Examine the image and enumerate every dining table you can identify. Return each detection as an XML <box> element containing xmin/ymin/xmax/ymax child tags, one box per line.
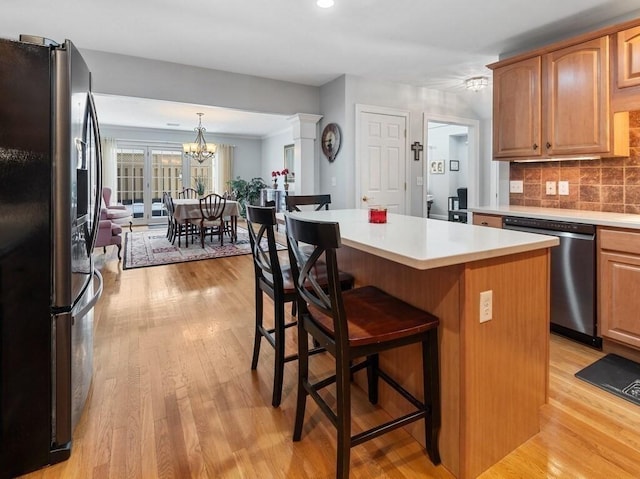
<box><xmin>172</xmin><ymin>198</ymin><xmax>240</xmax><ymax>243</ymax></box>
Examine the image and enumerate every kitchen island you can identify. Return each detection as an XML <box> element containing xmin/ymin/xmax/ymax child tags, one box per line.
<box><xmin>289</xmin><ymin>209</ymin><xmax>558</xmax><ymax>479</ymax></box>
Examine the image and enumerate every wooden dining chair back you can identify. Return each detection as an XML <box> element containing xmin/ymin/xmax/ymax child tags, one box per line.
<box><xmin>285</xmin><ymin>215</ymin><xmax>442</xmax><ymax>479</ymax></box>
<box><xmin>179</xmin><ymin>187</ymin><xmax>198</xmax><ymax>199</ymax></box>
<box><xmin>199</xmin><ymin>193</ymin><xmax>226</xmax><ymax>247</ymax></box>
<box><xmin>246</xmin><ymin>205</ymin><xmax>296</xmax><ymax>407</ymax></box>
<box><xmin>285</xmin><ymin>194</ymin><xmax>331</xmax><ymax>212</ymax></box>
<box><xmin>246</xmin><ymin>205</ymin><xmax>354</xmax><ymax>407</ymax></box>
<box><xmin>162</xmin><ymin>192</ymin><xmax>175</xmax><ymax>241</ymax></box>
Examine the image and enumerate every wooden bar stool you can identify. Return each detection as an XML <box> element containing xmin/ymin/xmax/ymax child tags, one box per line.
<box><xmin>245</xmin><ymin>206</ymin><xmax>354</xmax><ymax>407</ymax></box>
<box><xmin>285</xmin><ymin>215</ymin><xmax>441</xmax><ymax>478</ymax></box>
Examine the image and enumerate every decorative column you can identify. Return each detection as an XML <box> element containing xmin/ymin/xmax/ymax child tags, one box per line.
<box><xmin>288</xmin><ymin>113</ymin><xmax>322</xmax><ymax>195</ymax></box>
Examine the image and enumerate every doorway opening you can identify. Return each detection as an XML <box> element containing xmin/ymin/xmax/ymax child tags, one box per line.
<box><xmin>423</xmin><ymin>114</ymin><xmax>479</xmax><ymax>221</ymax></box>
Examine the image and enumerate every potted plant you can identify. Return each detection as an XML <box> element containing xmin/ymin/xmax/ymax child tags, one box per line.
<box><xmin>194</xmin><ymin>175</ymin><xmax>207</xmax><ymax>197</ymax></box>
<box><xmin>227</xmin><ymin>176</ymin><xmax>268</xmax><ymax>217</ymax></box>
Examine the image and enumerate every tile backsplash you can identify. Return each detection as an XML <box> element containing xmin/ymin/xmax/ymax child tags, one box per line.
<box><xmin>509</xmin><ymin>111</ymin><xmax>640</xmax><ymax>214</ymax></box>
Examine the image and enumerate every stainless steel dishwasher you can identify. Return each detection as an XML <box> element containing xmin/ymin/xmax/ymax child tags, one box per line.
<box><xmin>503</xmin><ymin>216</ymin><xmax>601</xmax><ymax>348</ymax></box>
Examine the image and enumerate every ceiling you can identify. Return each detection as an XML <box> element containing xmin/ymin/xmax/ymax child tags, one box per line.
<box><xmin>3</xmin><ymin>0</ymin><xmax>640</xmax><ymax>136</ymax></box>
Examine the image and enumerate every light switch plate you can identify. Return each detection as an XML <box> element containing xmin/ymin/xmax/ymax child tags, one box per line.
<box><xmin>480</xmin><ymin>290</ymin><xmax>493</xmax><ymax>323</ymax></box>
<box><xmin>558</xmin><ymin>181</ymin><xmax>569</xmax><ymax>195</ymax></box>
<box><xmin>545</xmin><ymin>181</ymin><xmax>556</xmax><ymax>195</ymax></box>
<box><xmin>416</xmin><ymin>176</ymin><xmax>423</xmax><ymax>186</ymax></box>
<box><xmin>509</xmin><ymin>180</ymin><xmax>524</xmax><ymax>193</ymax></box>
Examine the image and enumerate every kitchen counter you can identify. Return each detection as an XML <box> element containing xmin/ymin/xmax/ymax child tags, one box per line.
<box><xmin>286</xmin><ymin>209</ymin><xmax>554</xmax><ymax>479</ymax></box>
<box><xmin>470</xmin><ymin>205</ymin><xmax>640</xmax><ymax>229</ymax></box>
<box><xmin>289</xmin><ymin>209</ymin><xmax>558</xmax><ymax>269</ymax></box>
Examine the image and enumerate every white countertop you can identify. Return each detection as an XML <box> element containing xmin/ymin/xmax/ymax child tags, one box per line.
<box><xmin>287</xmin><ymin>209</ymin><xmax>558</xmax><ymax>270</ymax></box>
<box><xmin>470</xmin><ymin>205</ymin><xmax>640</xmax><ymax>229</ymax></box>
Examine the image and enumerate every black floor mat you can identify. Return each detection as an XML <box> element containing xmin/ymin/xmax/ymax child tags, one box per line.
<box><xmin>575</xmin><ymin>354</ymin><xmax>640</xmax><ymax>407</ymax></box>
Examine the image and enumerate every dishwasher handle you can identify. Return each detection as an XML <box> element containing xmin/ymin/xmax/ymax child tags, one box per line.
<box><xmin>504</xmin><ymin>224</ymin><xmax>595</xmax><ymax>241</ymax></box>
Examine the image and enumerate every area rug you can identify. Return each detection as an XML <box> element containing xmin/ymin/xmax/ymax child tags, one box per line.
<box><xmin>575</xmin><ymin>354</ymin><xmax>640</xmax><ymax>407</ymax></box>
<box><xmin>123</xmin><ymin>227</ymin><xmax>284</xmax><ymax>270</ymax></box>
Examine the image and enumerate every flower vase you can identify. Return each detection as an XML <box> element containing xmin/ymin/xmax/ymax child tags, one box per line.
<box><xmin>273</xmin><ymin>182</ymin><xmax>278</xmax><ymax>189</ymax></box>
<box><xmin>284</xmin><ymin>183</ymin><xmax>289</xmax><ymax>191</ymax></box>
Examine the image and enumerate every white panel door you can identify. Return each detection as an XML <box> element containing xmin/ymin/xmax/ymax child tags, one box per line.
<box><xmin>359</xmin><ymin>112</ymin><xmax>406</xmax><ymax>213</ymax></box>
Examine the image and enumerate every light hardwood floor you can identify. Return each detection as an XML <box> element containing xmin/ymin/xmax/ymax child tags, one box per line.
<box><xmin>18</xmin><ymin>240</ymin><xmax>640</xmax><ymax>479</ymax></box>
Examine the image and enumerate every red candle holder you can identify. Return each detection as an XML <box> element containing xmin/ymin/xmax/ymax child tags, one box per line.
<box><xmin>368</xmin><ymin>207</ymin><xmax>387</xmax><ymax>224</ymax></box>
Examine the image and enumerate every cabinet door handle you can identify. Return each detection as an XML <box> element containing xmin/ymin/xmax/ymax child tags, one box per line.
<box><xmin>481</xmin><ymin>222</ymin><xmax>488</xmax><ymax>225</ymax></box>
<box><xmin>546</xmin><ymin>142</ymin><xmax>552</xmax><ymax>149</ymax></box>
<box><xmin>533</xmin><ymin>143</ymin><xmax>538</xmax><ymax>150</ymax></box>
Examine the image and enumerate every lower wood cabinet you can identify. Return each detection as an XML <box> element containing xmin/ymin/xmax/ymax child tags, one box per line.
<box><xmin>472</xmin><ymin>213</ymin><xmax>503</xmax><ymax>229</ymax></box>
<box><xmin>599</xmin><ymin>227</ymin><xmax>640</xmax><ymax>349</ymax></box>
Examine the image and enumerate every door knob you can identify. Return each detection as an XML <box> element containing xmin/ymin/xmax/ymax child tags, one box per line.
<box><xmin>362</xmin><ymin>195</ymin><xmax>369</xmax><ymax>202</ymax></box>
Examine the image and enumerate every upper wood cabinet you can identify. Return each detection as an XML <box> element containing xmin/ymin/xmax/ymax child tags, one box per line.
<box><xmin>616</xmin><ymin>26</ymin><xmax>640</xmax><ymax>89</ymax></box>
<box><xmin>612</xmin><ymin>25</ymin><xmax>640</xmax><ymax>112</ymax></box>
<box><xmin>493</xmin><ymin>58</ymin><xmax>541</xmax><ymax>159</ymax></box>
<box><xmin>491</xmin><ymin>36</ymin><xmax>629</xmax><ymax>161</ymax></box>
<box><xmin>543</xmin><ymin>37</ymin><xmax>611</xmax><ymax>157</ymax></box>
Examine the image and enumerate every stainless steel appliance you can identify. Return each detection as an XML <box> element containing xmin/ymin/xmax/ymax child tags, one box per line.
<box><xmin>0</xmin><ymin>35</ymin><xmax>103</xmax><ymax>478</ymax></box>
<box><xmin>502</xmin><ymin>216</ymin><xmax>600</xmax><ymax>348</ymax></box>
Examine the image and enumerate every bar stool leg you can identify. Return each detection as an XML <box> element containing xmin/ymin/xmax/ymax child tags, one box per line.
<box><xmin>293</xmin><ymin>319</ymin><xmax>309</xmax><ymax>441</ymax></box>
<box><xmin>251</xmin><ymin>287</ymin><xmax>263</xmax><ymax>371</ymax></box>
<box><xmin>272</xmin><ymin>298</ymin><xmax>286</xmax><ymax>407</ymax></box>
<box><xmin>423</xmin><ymin>329</ymin><xmax>441</xmax><ymax>464</ymax></box>
<box><xmin>335</xmin><ymin>356</ymin><xmax>352</xmax><ymax>479</ymax></box>
<box><xmin>366</xmin><ymin>354</ymin><xmax>379</xmax><ymax>404</ymax></box>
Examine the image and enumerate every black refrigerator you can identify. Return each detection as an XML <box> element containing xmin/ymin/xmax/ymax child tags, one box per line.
<box><xmin>0</xmin><ymin>35</ymin><xmax>103</xmax><ymax>478</ymax></box>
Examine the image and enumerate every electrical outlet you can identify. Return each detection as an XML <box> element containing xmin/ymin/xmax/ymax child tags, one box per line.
<box><xmin>479</xmin><ymin>290</ymin><xmax>493</xmax><ymax>323</ymax></box>
<box><xmin>509</xmin><ymin>180</ymin><xmax>523</xmax><ymax>193</ymax></box>
<box><xmin>331</xmin><ymin>177</ymin><xmax>337</xmax><ymax>187</ymax></box>
<box><xmin>558</xmin><ymin>181</ymin><xmax>569</xmax><ymax>195</ymax></box>
<box><xmin>545</xmin><ymin>181</ymin><xmax>556</xmax><ymax>195</ymax></box>
<box><xmin>416</xmin><ymin>176</ymin><xmax>423</xmax><ymax>186</ymax></box>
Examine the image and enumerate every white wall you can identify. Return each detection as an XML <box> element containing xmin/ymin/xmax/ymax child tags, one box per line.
<box><xmin>319</xmin><ymin>76</ymin><xmax>346</xmax><ymax>204</ymax></box>
<box><xmin>323</xmin><ymin>75</ymin><xmax>488</xmax><ymax>214</ymax></box>
<box><xmin>81</xmin><ymin>49</ymin><xmax>321</xmax><ymax>117</ymax></box>
<box><xmin>261</xmin><ymin>129</ymin><xmax>294</xmax><ymax>191</ymax></box>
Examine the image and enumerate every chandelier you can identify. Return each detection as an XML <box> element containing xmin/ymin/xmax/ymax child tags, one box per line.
<box><xmin>465</xmin><ymin>76</ymin><xmax>489</xmax><ymax>92</ymax></box>
<box><xmin>182</xmin><ymin>113</ymin><xmax>217</xmax><ymax>163</ymax></box>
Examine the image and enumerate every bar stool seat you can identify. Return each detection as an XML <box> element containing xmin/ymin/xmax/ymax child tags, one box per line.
<box><xmin>285</xmin><ymin>214</ymin><xmax>441</xmax><ymax>479</ymax></box>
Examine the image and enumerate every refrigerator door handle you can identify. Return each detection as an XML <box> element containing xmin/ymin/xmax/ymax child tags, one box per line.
<box><xmin>86</xmin><ymin>91</ymin><xmax>102</xmax><ymax>254</ymax></box>
<box><xmin>72</xmin><ymin>268</ymin><xmax>103</xmax><ymax>324</ymax></box>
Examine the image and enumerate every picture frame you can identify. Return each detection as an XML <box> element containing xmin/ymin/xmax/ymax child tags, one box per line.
<box><xmin>430</xmin><ymin>160</ymin><xmax>445</xmax><ymax>175</ymax></box>
<box><xmin>450</xmin><ymin>160</ymin><xmax>459</xmax><ymax>172</ymax></box>
<box><xmin>283</xmin><ymin>144</ymin><xmax>295</xmax><ymax>182</ymax></box>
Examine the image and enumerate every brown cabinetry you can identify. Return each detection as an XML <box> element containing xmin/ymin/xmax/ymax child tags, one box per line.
<box><xmin>616</xmin><ymin>26</ymin><xmax>640</xmax><ymax>88</ymax></box>
<box><xmin>491</xmin><ymin>36</ymin><xmax>629</xmax><ymax>160</ymax></box>
<box><xmin>599</xmin><ymin>227</ymin><xmax>640</xmax><ymax>349</ymax></box>
<box><xmin>493</xmin><ymin>58</ymin><xmax>541</xmax><ymax>159</ymax></box>
<box><xmin>472</xmin><ymin>213</ymin><xmax>503</xmax><ymax>228</ymax></box>
<box><xmin>612</xmin><ymin>25</ymin><xmax>640</xmax><ymax>111</ymax></box>
<box><xmin>544</xmin><ymin>37</ymin><xmax>611</xmax><ymax>157</ymax></box>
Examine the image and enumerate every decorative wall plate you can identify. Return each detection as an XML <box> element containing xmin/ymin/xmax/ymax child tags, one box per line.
<box><xmin>321</xmin><ymin>123</ymin><xmax>341</xmax><ymax>162</ymax></box>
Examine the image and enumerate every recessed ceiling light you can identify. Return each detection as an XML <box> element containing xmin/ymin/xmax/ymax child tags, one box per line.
<box><xmin>317</xmin><ymin>0</ymin><xmax>335</xmax><ymax>8</ymax></box>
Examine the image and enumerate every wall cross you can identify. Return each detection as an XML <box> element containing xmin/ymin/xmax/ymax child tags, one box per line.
<box><xmin>411</xmin><ymin>141</ymin><xmax>423</xmax><ymax>161</ymax></box>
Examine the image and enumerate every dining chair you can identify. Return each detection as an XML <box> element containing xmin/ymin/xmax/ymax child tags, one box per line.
<box><xmin>285</xmin><ymin>193</ymin><xmax>331</xmax><ymax>212</ymax></box>
<box><xmin>199</xmin><ymin>193</ymin><xmax>227</xmax><ymax>247</ymax></box>
<box><xmin>285</xmin><ymin>215</ymin><xmax>441</xmax><ymax>478</ymax></box>
<box><xmin>245</xmin><ymin>205</ymin><xmax>354</xmax><ymax>407</ymax></box>
<box><xmin>179</xmin><ymin>187</ymin><xmax>199</xmax><ymax>199</ymax></box>
<box><xmin>166</xmin><ymin>193</ymin><xmax>196</xmax><ymax>247</ymax></box>
<box><xmin>162</xmin><ymin>192</ymin><xmax>174</xmax><ymax>241</ymax></box>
